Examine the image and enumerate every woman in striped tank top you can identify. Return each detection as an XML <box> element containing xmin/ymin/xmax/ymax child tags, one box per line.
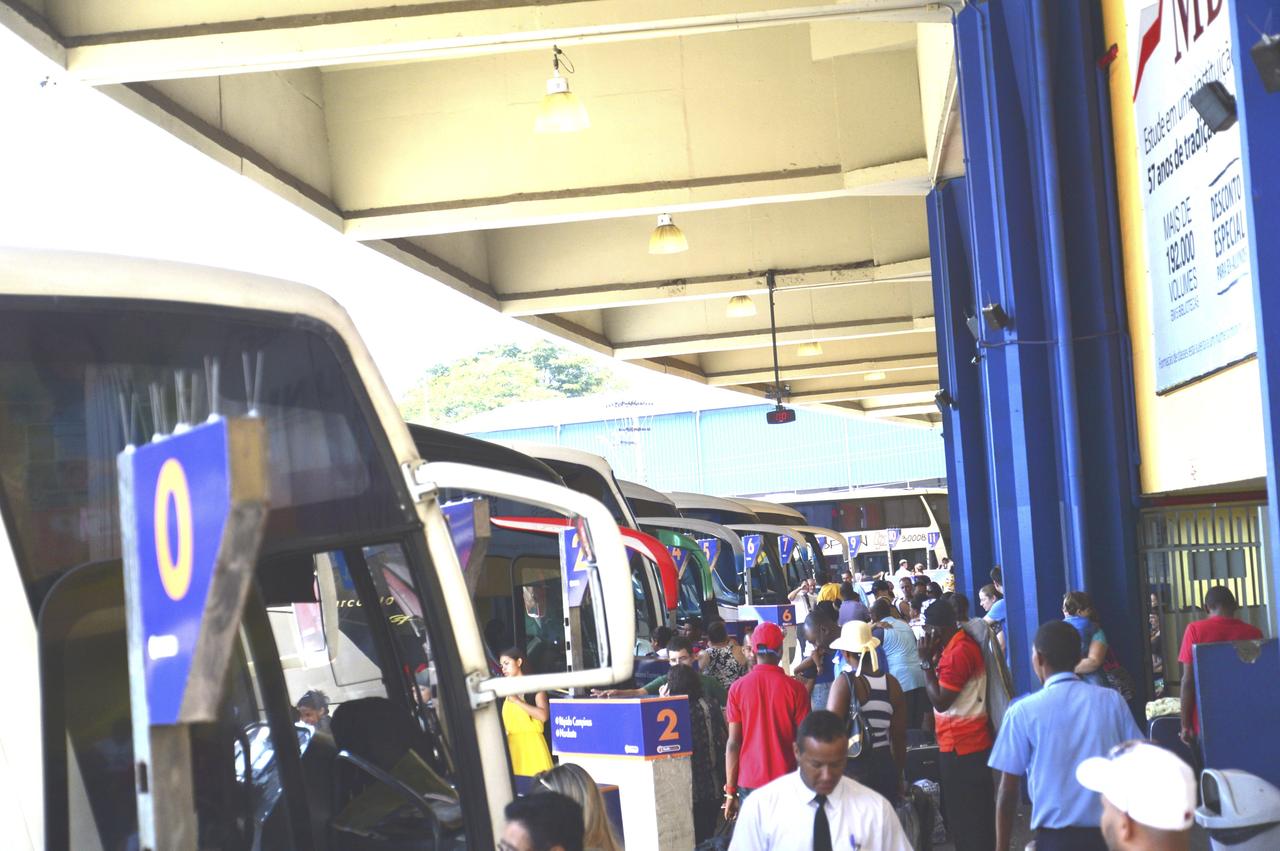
<box><xmin>827</xmin><ymin>620</ymin><xmax>908</xmax><ymax>804</ymax></box>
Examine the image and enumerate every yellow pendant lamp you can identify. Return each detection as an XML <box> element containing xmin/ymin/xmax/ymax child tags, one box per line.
<box><xmin>535</xmin><ymin>46</ymin><xmax>589</xmax><ymax>133</ymax></box>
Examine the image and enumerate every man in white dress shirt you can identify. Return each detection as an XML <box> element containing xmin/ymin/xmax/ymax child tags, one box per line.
<box><xmin>729</xmin><ymin>710</ymin><xmax>911</xmax><ymax>851</ymax></box>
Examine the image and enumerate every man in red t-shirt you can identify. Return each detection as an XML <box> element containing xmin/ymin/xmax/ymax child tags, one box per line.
<box><xmin>919</xmin><ymin>599</ymin><xmax>995</xmax><ymax>851</ymax></box>
<box><xmin>1178</xmin><ymin>586</ymin><xmax>1263</xmax><ymax>745</ymax></box>
<box><xmin>721</xmin><ymin>622</ymin><xmax>810</xmax><ymax>820</ymax></box>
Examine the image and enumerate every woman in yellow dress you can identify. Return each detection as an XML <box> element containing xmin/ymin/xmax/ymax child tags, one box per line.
<box><xmin>499</xmin><ymin>647</ymin><xmax>553</xmax><ymax>776</ymax></box>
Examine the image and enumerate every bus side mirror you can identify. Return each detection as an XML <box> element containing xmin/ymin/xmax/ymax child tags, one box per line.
<box><xmin>404</xmin><ymin>462</ymin><xmax>636</xmax><ymax>699</ymax></box>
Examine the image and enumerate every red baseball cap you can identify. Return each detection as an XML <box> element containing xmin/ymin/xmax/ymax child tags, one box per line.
<box><xmin>751</xmin><ymin>622</ymin><xmax>784</xmax><ymax>655</ymax></box>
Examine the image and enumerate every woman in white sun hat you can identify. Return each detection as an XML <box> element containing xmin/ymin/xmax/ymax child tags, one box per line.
<box><xmin>827</xmin><ymin>619</ymin><xmax>908</xmax><ymax>804</ymax></box>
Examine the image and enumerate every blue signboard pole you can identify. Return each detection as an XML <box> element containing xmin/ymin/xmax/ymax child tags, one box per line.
<box><xmin>118</xmin><ymin>417</ymin><xmax>269</xmax><ymax>850</ymax></box>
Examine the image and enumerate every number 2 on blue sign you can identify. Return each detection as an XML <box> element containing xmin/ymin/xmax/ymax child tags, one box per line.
<box><xmin>656</xmin><ymin>708</ymin><xmax>679</xmax><ymax>741</ymax></box>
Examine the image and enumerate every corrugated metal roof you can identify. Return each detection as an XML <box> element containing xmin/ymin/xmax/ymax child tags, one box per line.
<box><xmin>467</xmin><ymin>403</ymin><xmax>945</xmax><ymax>496</ymax></box>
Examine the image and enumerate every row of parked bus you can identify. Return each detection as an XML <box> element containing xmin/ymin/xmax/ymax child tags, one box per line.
<box><xmin>0</xmin><ymin>250</ymin><xmax>945</xmax><ymax>850</ymax></box>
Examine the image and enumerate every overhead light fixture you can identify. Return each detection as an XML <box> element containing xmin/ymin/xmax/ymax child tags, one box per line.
<box><xmin>649</xmin><ymin>213</ymin><xmax>688</xmax><ymax>254</ymax></box>
<box><xmin>797</xmin><ymin>341</ymin><xmax>824</xmax><ymax>357</ymax></box>
<box><xmin>982</xmin><ymin>301</ymin><xmax>1014</xmax><ymax>331</ymax></box>
<box><xmin>1251</xmin><ymin>33</ymin><xmax>1280</xmax><ymax>93</ymax></box>
<box><xmin>726</xmin><ymin>295</ymin><xmax>757</xmax><ymax>318</ymax></box>
<box><xmin>964</xmin><ymin>311</ymin><xmax>982</xmax><ymax>340</ymax></box>
<box><xmin>535</xmin><ymin>46</ymin><xmax>589</xmax><ymax>133</ymax></box>
<box><xmin>864</xmin><ymin>371</ymin><xmax>887</xmax><ymax>382</ymax></box>
<box><xmin>1190</xmin><ymin>80</ymin><xmax>1237</xmax><ymax>131</ymax></box>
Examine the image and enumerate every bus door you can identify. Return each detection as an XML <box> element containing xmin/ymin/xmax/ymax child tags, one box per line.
<box><xmin>638</xmin><ymin>517</ymin><xmax>744</xmax><ymax>622</ymax></box>
<box><xmin>2</xmin><ymin>277</ymin><xmax>636</xmax><ymax>850</ymax></box>
<box><xmin>488</xmin><ymin>517</ymin><xmax>676</xmax><ymax>660</ymax></box>
<box><xmin>727</xmin><ymin>524</ymin><xmax>796</xmax><ymax>605</ymax></box>
<box><xmin>644</xmin><ymin>527</ymin><xmax>716</xmax><ymax>623</ymax></box>
<box><xmin>795</xmin><ymin>525</ymin><xmax>850</xmax><ymax>582</ymax></box>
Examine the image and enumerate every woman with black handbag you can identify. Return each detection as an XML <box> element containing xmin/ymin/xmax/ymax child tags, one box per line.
<box><xmin>827</xmin><ymin>620</ymin><xmax>908</xmax><ymax>805</ymax></box>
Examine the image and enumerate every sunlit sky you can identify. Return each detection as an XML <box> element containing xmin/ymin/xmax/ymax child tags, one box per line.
<box><xmin>0</xmin><ymin>26</ymin><xmax>733</xmax><ymax>409</ymax></box>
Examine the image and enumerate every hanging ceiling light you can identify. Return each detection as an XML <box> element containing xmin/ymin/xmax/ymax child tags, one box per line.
<box><xmin>726</xmin><ymin>295</ymin><xmax>757</xmax><ymax>318</ymax></box>
<box><xmin>797</xmin><ymin>341</ymin><xmax>824</xmax><ymax>357</ymax></box>
<box><xmin>535</xmin><ymin>46</ymin><xmax>589</xmax><ymax>133</ymax></box>
<box><xmin>649</xmin><ymin>213</ymin><xmax>688</xmax><ymax>254</ymax></box>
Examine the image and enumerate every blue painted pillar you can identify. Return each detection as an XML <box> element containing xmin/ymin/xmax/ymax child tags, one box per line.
<box><xmin>947</xmin><ymin>0</ymin><xmax>1142</xmax><ymax>695</ymax></box>
<box><xmin>927</xmin><ymin>180</ymin><xmax>993</xmax><ymax>605</ymax></box>
<box><xmin>1230</xmin><ymin>0</ymin><xmax>1280</xmax><ymax>636</ymax></box>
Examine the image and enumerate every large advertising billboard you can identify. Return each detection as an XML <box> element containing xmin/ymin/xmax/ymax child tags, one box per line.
<box><xmin>1126</xmin><ymin>0</ymin><xmax>1255</xmax><ymax>392</ymax></box>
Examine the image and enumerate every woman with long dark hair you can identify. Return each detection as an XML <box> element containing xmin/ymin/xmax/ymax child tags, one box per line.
<box><xmin>498</xmin><ymin>646</ymin><xmax>553</xmax><ymax>776</ymax></box>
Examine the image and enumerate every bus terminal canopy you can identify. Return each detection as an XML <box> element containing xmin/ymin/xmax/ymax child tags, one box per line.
<box><xmin>0</xmin><ymin>0</ymin><xmax>964</xmax><ymax>424</ymax></box>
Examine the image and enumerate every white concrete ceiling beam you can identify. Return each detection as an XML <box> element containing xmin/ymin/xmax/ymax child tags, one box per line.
<box><xmin>842</xmin><ymin>157</ymin><xmax>932</xmax><ymax>196</ymax></box>
<box><xmin>861</xmin><ymin>402</ymin><xmax>939</xmax><ymax>417</ymax></box>
<box><xmin>706</xmin><ymin>352</ymin><xmax>937</xmax><ymax>385</ymax></box>
<box><xmin>785</xmin><ymin>381</ymin><xmax>936</xmax><ymax>403</ymax></box>
<box><xmin>59</xmin><ymin>0</ymin><xmax>961</xmax><ymax>85</ymax></box>
<box><xmin>498</xmin><ymin>256</ymin><xmax>930</xmax><ymax>316</ymax></box>
<box><xmin>343</xmin><ymin>168</ymin><xmax>851</xmax><ymax>240</ymax></box>
<box><xmin>613</xmin><ymin>317</ymin><xmax>929</xmax><ymax>359</ymax></box>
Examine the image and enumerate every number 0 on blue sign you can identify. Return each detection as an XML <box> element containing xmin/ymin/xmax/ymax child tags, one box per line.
<box><xmin>121</xmin><ymin>418</ymin><xmax>268</xmax><ymax>726</ymax></box>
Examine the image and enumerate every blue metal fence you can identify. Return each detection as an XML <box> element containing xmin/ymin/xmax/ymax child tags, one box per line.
<box><xmin>469</xmin><ymin>404</ymin><xmax>945</xmax><ymax>495</ymax></box>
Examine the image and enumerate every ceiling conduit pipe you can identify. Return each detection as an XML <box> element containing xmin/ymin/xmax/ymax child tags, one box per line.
<box><xmin>1029</xmin><ymin>0</ymin><xmax>1088</xmax><ymax>592</ymax></box>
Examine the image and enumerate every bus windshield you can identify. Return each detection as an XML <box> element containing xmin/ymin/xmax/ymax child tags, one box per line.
<box><xmin>0</xmin><ymin>301</ymin><xmax>409</xmax><ymax>605</ymax></box>
<box><xmin>536</xmin><ymin>458</ymin><xmax>631</xmax><ymax>527</ymax></box>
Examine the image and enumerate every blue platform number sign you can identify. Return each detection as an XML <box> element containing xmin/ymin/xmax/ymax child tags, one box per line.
<box><xmin>847</xmin><ymin>534</ymin><xmax>863</xmax><ymax>557</ymax></box>
<box><xmin>560</xmin><ymin>527</ymin><xmax>591</xmax><ymax>607</ymax></box>
<box><xmin>778</xmin><ymin>535</ymin><xmax>796</xmax><ymax>564</ymax></box>
<box><xmin>697</xmin><ymin>537</ymin><xmax>721</xmax><ymax>570</ymax></box>
<box><xmin>667</xmin><ymin>546</ymin><xmax>690</xmax><ymax>578</ymax></box>
<box><xmin>129</xmin><ymin>420</ymin><xmax>234</xmax><ymax>726</ymax></box>
<box><xmin>550</xmin><ymin>697</ymin><xmax>692</xmax><ymax>758</ymax></box>
<box><xmin>887</xmin><ymin>528</ymin><xmax>902</xmax><ymax>548</ymax></box>
<box><xmin>442</xmin><ymin>500</ymin><xmax>478</xmax><ymax>572</ymax></box>
<box><xmin>927</xmin><ymin>532</ymin><xmax>941</xmax><ymax>550</ymax></box>
<box><xmin>742</xmin><ymin>534</ymin><xmax>763</xmax><ymax>568</ymax></box>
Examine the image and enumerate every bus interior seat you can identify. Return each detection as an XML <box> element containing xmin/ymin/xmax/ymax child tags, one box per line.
<box><xmin>329</xmin><ymin>697</ymin><xmax>463</xmax><ymax>849</ymax></box>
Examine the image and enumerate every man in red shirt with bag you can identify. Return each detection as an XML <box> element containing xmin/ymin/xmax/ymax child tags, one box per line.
<box><xmin>722</xmin><ymin>622</ymin><xmax>811</xmax><ymax>820</ymax></box>
<box><xmin>919</xmin><ymin>599</ymin><xmax>996</xmax><ymax>851</ymax></box>
<box><xmin>1178</xmin><ymin>586</ymin><xmax>1262</xmax><ymax>747</ymax></box>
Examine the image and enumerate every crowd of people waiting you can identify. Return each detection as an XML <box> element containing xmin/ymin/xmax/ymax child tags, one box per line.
<box><xmin>482</xmin><ymin>557</ymin><xmax>1258</xmax><ymax>851</ymax></box>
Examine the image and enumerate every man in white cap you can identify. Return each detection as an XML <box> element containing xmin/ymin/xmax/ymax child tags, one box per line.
<box><xmin>1075</xmin><ymin>741</ymin><xmax>1196</xmax><ymax>851</ymax></box>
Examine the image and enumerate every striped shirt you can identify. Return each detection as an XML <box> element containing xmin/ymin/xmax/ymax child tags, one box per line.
<box><xmin>934</xmin><ymin>630</ymin><xmax>992</xmax><ymax>755</ymax></box>
<box><xmin>858</xmin><ymin>671</ymin><xmax>894</xmax><ymax>750</ymax></box>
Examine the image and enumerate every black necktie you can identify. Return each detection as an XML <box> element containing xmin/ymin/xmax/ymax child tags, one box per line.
<box><xmin>813</xmin><ymin>794</ymin><xmax>832</xmax><ymax>851</ymax></box>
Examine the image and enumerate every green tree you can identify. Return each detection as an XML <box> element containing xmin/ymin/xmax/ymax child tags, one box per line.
<box><xmin>400</xmin><ymin>341</ymin><xmax>616</xmax><ymax>425</ymax></box>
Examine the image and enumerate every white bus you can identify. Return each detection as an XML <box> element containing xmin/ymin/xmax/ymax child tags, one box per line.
<box><xmin>768</xmin><ymin>486</ymin><xmax>951</xmax><ymax>577</ymax></box>
<box><xmin>0</xmin><ymin>250</ymin><xmax>636</xmax><ymax>850</ymax></box>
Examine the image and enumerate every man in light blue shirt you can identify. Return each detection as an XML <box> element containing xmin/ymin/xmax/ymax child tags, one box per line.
<box><xmin>988</xmin><ymin>621</ymin><xmax>1142</xmax><ymax>851</ymax></box>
